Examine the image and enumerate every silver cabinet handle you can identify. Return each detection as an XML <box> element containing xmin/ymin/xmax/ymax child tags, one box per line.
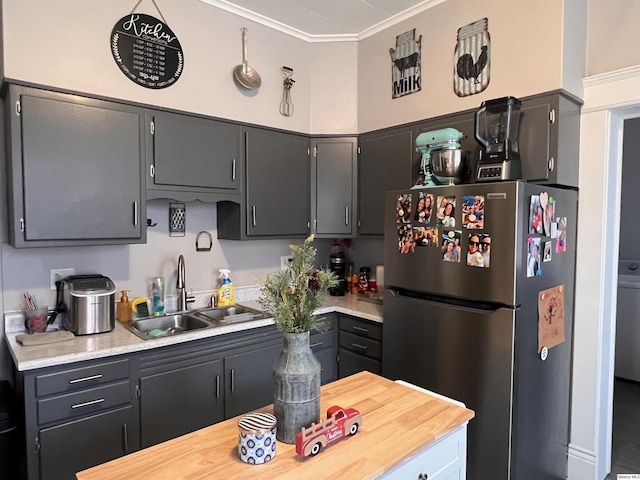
<box><xmin>71</xmin><ymin>398</ymin><xmax>105</xmax><ymax>409</ymax></box>
<box><xmin>352</xmin><ymin>325</ymin><xmax>369</xmax><ymax>333</ymax></box>
<box><xmin>310</xmin><ymin>341</ymin><xmax>325</xmax><ymax>348</ymax></box>
<box><xmin>133</xmin><ymin>201</ymin><xmax>139</xmax><ymax>226</ymax></box>
<box><xmin>150</xmin><ymin>164</ymin><xmax>155</xmax><ymax>178</ymax></box>
<box><xmin>351</xmin><ymin>343</ymin><xmax>368</xmax><ymax>351</ymax></box>
<box><xmin>345</xmin><ymin>206</ymin><xmax>349</xmax><ymax>225</ymax></box>
<box><xmin>251</xmin><ymin>206</ymin><xmax>256</xmax><ymax>227</ymax></box>
<box><xmin>69</xmin><ymin>374</ymin><xmax>103</xmax><ymax>384</ymax></box>
<box><xmin>232</xmin><ymin>158</ymin><xmax>236</xmax><ymax>181</ymax></box>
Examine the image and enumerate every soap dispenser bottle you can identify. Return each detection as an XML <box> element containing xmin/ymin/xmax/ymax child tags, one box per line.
<box><xmin>117</xmin><ymin>290</ymin><xmax>132</xmax><ymax>323</ymax></box>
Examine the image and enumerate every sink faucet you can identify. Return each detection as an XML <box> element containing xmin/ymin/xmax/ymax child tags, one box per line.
<box><xmin>177</xmin><ymin>255</ymin><xmax>195</xmax><ymax>311</ymax></box>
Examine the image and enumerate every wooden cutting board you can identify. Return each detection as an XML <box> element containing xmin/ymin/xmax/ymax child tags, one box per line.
<box><xmin>76</xmin><ymin>371</ymin><xmax>474</xmax><ymax>480</ymax></box>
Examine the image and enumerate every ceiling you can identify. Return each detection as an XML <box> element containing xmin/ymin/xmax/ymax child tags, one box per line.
<box><xmin>201</xmin><ymin>0</ymin><xmax>445</xmax><ymax>40</ymax></box>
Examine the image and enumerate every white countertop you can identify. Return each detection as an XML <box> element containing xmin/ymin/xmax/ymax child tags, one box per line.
<box><xmin>5</xmin><ymin>293</ymin><xmax>382</xmax><ymax>372</ymax></box>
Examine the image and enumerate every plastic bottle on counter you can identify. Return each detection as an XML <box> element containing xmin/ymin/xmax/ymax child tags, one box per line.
<box><xmin>217</xmin><ymin>269</ymin><xmax>235</xmax><ymax>306</ymax></box>
<box><xmin>117</xmin><ymin>290</ymin><xmax>132</xmax><ymax>323</ymax></box>
<box><xmin>350</xmin><ymin>273</ymin><xmax>359</xmax><ymax>295</ymax></box>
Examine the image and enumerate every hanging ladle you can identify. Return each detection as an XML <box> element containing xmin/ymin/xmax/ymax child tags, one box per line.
<box><xmin>233</xmin><ymin>27</ymin><xmax>261</xmax><ymax>90</ymax></box>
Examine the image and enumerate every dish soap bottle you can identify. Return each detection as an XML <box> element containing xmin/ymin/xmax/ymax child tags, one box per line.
<box><xmin>117</xmin><ymin>290</ymin><xmax>132</xmax><ymax>323</ymax></box>
<box><xmin>217</xmin><ymin>269</ymin><xmax>235</xmax><ymax>307</ymax></box>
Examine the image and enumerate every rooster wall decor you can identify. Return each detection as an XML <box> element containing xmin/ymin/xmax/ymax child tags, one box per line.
<box><xmin>454</xmin><ymin>18</ymin><xmax>490</xmax><ymax>97</ymax></box>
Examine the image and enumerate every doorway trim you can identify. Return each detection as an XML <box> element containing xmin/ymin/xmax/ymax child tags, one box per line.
<box><xmin>568</xmin><ymin>65</ymin><xmax>640</xmax><ymax>479</ymax></box>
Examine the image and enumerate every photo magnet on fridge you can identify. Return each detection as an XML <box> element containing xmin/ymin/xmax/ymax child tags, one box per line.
<box><xmin>529</xmin><ymin>195</ymin><xmax>544</xmax><ymax>234</ymax></box>
<box><xmin>556</xmin><ymin>217</ymin><xmax>567</xmax><ymax>253</ymax></box>
<box><xmin>397</xmin><ymin>224</ymin><xmax>415</xmax><ymax>254</ymax></box>
<box><xmin>527</xmin><ymin>237</ymin><xmax>542</xmax><ymax>277</ymax></box>
<box><xmin>462</xmin><ymin>195</ymin><xmax>485</xmax><ymax>229</ymax></box>
<box><xmin>436</xmin><ymin>196</ymin><xmax>456</xmax><ymax>227</ymax></box>
<box><xmin>441</xmin><ymin>230</ymin><xmax>461</xmax><ymax>263</ymax></box>
<box><xmin>396</xmin><ymin>194</ymin><xmax>412</xmax><ymax>223</ymax></box>
<box><xmin>414</xmin><ymin>192</ymin><xmax>434</xmax><ymax>224</ymax></box>
<box><xmin>413</xmin><ymin>226</ymin><xmax>439</xmax><ymax>247</ymax></box>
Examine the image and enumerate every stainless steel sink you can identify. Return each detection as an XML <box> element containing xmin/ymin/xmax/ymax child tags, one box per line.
<box><xmin>122</xmin><ymin>305</ymin><xmax>267</xmax><ymax>340</ymax></box>
<box><xmin>191</xmin><ymin>306</ymin><xmax>264</xmax><ymax>324</ymax></box>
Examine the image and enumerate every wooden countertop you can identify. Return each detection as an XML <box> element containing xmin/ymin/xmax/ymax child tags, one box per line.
<box><xmin>76</xmin><ymin>372</ymin><xmax>474</xmax><ymax>480</ymax></box>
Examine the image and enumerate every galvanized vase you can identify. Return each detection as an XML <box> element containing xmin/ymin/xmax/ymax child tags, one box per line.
<box><xmin>273</xmin><ymin>331</ymin><xmax>321</xmax><ymax>444</ymax></box>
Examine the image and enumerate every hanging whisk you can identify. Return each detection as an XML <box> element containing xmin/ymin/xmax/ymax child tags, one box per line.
<box><xmin>280</xmin><ymin>66</ymin><xmax>295</xmax><ymax>117</ymax></box>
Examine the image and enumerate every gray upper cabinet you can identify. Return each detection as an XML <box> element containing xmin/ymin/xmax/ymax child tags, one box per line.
<box><xmin>218</xmin><ymin>127</ymin><xmax>310</xmax><ymax>239</ymax></box>
<box><xmin>312</xmin><ymin>137</ymin><xmax>357</xmax><ymax>238</ymax></box>
<box><xmin>5</xmin><ymin>85</ymin><xmax>146</xmax><ymax>247</ymax></box>
<box><xmin>145</xmin><ymin>109</ymin><xmax>241</xmax><ymax>202</ymax></box>
<box><xmin>414</xmin><ymin>109</ymin><xmax>478</xmax><ymax>186</ymax></box>
<box><xmin>518</xmin><ymin>91</ymin><xmax>581</xmax><ymax>187</ymax></box>
<box><xmin>358</xmin><ymin>128</ymin><xmax>414</xmax><ymax>235</ymax></box>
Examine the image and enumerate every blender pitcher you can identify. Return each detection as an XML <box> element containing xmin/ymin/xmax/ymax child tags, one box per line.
<box><xmin>475</xmin><ymin>96</ymin><xmax>522</xmax><ymax>161</ymax></box>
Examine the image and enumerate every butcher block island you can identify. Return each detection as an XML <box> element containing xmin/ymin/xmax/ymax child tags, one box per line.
<box><xmin>76</xmin><ymin>372</ymin><xmax>474</xmax><ymax>480</ymax></box>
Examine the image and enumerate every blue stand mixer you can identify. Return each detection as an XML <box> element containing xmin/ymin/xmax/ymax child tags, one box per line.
<box><xmin>412</xmin><ymin>128</ymin><xmax>466</xmax><ymax>188</ymax></box>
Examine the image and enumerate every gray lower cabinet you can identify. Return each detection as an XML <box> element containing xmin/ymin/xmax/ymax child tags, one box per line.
<box><xmin>16</xmin><ymin>358</ymin><xmax>138</xmax><ymax>480</ymax></box>
<box><xmin>145</xmin><ymin>109</ymin><xmax>241</xmax><ymax>202</ymax></box>
<box><xmin>224</xmin><ymin>341</ymin><xmax>282</xmax><ymax>418</ymax></box>
<box><xmin>138</xmin><ymin>341</ymin><xmax>224</xmax><ymax>448</ymax></box>
<box><xmin>38</xmin><ymin>406</ymin><xmax>135</xmax><ymax>480</ymax></box>
<box><xmin>338</xmin><ymin>314</ymin><xmax>383</xmax><ymax>378</ymax></box>
<box><xmin>358</xmin><ymin>127</ymin><xmax>415</xmax><ymax>235</ymax></box>
<box><xmin>311</xmin><ymin>313</ymin><xmax>338</xmax><ymax>385</ymax></box>
<box><xmin>4</xmin><ymin>84</ymin><xmax>146</xmax><ymax>248</ymax></box>
<box><xmin>312</xmin><ymin>137</ymin><xmax>358</xmax><ymax>238</ymax></box>
<box><xmin>217</xmin><ymin>127</ymin><xmax>310</xmax><ymax>239</ymax></box>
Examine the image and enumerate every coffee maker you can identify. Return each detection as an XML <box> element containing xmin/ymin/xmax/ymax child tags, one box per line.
<box><xmin>329</xmin><ymin>246</ymin><xmax>346</xmax><ymax>296</ymax></box>
<box><xmin>474</xmin><ymin>96</ymin><xmax>522</xmax><ymax>182</ymax></box>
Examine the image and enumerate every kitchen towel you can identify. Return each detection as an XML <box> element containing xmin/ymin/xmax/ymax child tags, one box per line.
<box><xmin>16</xmin><ymin>331</ymin><xmax>75</xmax><ymax>346</ymax></box>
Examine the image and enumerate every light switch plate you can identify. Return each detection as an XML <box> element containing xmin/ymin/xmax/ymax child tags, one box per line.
<box><xmin>50</xmin><ymin>268</ymin><xmax>75</xmax><ymax>290</ymax></box>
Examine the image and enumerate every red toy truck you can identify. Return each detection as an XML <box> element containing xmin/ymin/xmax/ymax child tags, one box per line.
<box><xmin>295</xmin><ymin>405</ymin><xmax>362</xmax><ymax>457</ymax></box>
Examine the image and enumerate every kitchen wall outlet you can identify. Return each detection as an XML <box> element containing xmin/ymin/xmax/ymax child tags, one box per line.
<box><xmin>280</xmin><ymin>255</ymin><xmax>293</xmax><ymax>271</ymax></box>
<box><xmin>50</xmin><ymin>268</ymin><xmax>75</xmax><ymax>290</ymax></box>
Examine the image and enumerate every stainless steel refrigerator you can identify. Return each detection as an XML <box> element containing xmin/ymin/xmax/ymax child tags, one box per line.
<box><xmin>382</xmin><ymin>181</ymin><xmax>577</xmax><ymax>480</ymax></box>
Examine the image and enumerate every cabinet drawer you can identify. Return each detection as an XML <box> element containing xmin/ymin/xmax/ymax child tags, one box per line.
<box><xmin>310</xmin><ymin>330</ymin><xmax>334</xmax><ymax>351</ymax></box>
<box><xmin>340</xmin><ymin>331</ymin><xmax>382</xmax><ymax>359</ymax></box>
<box><xmin>340</xmin><ymin>316</ymin><xmax>382</xmax><ymax>341</ymax></box>
<box><xmin>36</xmin><ymin>359</ymin><xmax>129</xmax><ymax>397</ymax></box>
<box><xmin>380</xmin><ymin>426</ymin><xmax>465</xmax><ymax>479</ymax></box>
<box><xmin>38</xmin><ymin>380</ymin><xmax>131</xmax><ymax>424</ymax></box>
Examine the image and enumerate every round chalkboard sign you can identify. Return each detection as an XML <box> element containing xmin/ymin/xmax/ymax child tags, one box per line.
<box><xmin>111</xmin><ymin>14</ymin><xmax>184</xmax><ymax>89</ymax></box>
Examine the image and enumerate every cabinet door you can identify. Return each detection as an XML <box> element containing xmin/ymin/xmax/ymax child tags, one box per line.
<box><xmin>313</xmin><ymin>138</ymin><xmax>357</xmax><ymax>237</ymax></box>
<box><xmin>245</xmin><ymin>128</ymin><xmax>310</xmax><ymax>237</ymax></box>
<box><xmin>225</xmin><ymin>342</ymin><xmax>282</xmax><ymax>419</ymax></box>
<box><xmin>358</xmin><ymin>128</ymin><xmax>414</xmax><ymax>235</ymax></box>
<box><xmin>414</xmin><ymin>110</ymin><xmax>477</xmax><ymax>187</ymax></box>
<box><xmin>140</xmin><ymin>359</ymin><xmax>223</xmax><ymax>448</ymax></box>
<box><xmin>6</xmin><ymin>86</ymin><xmax>145</xmax><ymax>247</ymax></box>
<box><xmin>39</xmin><ymin>405</ymin><xmax>136</xmax><ymax>480</ymax></box>
<box><xmin>148</xmin><ymin>110</ymin><xmax>240</xmax><ymax>195</ymax></box>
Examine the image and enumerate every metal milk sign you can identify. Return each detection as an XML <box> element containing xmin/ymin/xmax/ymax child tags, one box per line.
<box><xmin>389</xmin><ymin>29</ymin><xmax>422</xmax><ymax>99</ymax></box>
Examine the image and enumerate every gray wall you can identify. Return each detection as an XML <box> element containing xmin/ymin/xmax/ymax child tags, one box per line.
<box><xmin>619</xmin><ymin>118</ymin><xmax>640</xmax><ymax>262</ymax></box>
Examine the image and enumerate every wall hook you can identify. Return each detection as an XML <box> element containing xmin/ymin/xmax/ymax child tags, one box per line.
<box><xmin>147</xmin><ymin>218</ymin><xmax>158</xmax><ymax>227</ymax></box>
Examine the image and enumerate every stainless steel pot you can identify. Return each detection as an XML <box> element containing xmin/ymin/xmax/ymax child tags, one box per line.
<box><xmin>61</xmin><ymin>275</ymin><xmax>116</xmax><ymax>335</ymax></box>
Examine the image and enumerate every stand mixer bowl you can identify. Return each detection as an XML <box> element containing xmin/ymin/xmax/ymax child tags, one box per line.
<box><xmin>430</xmin><ymin>149</ymin><xmax>468</xmax><ymax>185</ymax></box>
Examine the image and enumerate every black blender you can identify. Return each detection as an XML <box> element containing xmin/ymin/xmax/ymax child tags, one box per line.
<box><xmin>474</xmin><ymin>96</ymin><xmax>522</xmax><ymax>182</ymax></box>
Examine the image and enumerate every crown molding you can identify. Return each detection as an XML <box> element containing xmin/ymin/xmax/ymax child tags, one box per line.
<box><xmin>200</xmin><ymin>0</ymin><xmax>445</xmax><ymax>43</ymax></box>
<box><xmin>583</xmin><ymin>65</ymin><xmax>640</xmax><ymax>88</ymax></box>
